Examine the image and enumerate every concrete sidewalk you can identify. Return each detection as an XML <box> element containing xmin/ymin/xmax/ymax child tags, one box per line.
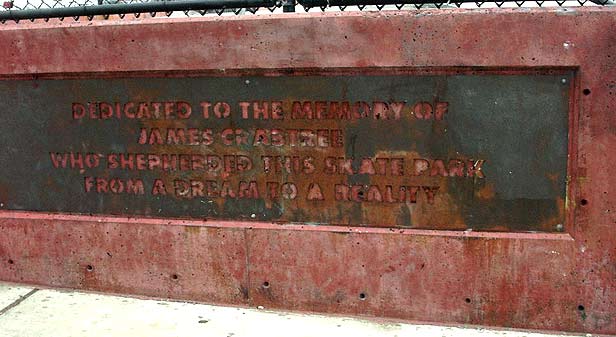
<box><xmin>0</xmin><ymin>282</ymin><xmax>594</xmax><ymax>337</ymax></box>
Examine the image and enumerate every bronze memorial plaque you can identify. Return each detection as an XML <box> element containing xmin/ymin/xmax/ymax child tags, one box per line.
<box><xmin>0</xmin><ymin>71</ymin><xmax>572</xmax><ymax>231</ymax></box>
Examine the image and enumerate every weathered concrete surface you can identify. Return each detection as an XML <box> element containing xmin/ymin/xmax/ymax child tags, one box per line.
<box><xmin>0</xmin><ymin>282</ymin><xmax>592</xmax><ymax>337</ymax></box>
<box><xmin>0</xmin><ymin>7</ymin><xmax>615</xmax><ymax>334</ymax></box>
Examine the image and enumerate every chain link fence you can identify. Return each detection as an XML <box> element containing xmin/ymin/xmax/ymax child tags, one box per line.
<box><xmin>0</xmin><ymin>0</ymin><xmax>612</xmax><ymax>22</ymax></box>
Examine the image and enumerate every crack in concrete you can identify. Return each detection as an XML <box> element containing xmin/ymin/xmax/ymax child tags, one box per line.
<box><xmin>0</xmin><ymin>289</ymin><xmax>38</xmax><ymax>316</ymax></box>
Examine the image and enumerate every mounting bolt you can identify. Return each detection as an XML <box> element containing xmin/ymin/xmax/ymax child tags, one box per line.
<box><xmin>556</xmin><ymin>224</ymin><xmax>564</xmax><ymax>232</ymax></box>
<box><xmin>561</xmin><ymin>78</ymin><xmax>567</xmax><ymax>84</ymax></box>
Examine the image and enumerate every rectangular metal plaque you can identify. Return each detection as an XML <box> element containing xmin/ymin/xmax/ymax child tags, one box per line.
<box><xmin>0</xmin><ymin>71</ymin><xmax>571</xmax><ymax>231</ymax></box>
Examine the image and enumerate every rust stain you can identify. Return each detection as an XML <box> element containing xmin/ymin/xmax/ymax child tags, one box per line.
<box><xmin>476</xmin><ymin>183</ymin><xmax>496</xmax><ymax>200</ymax></box>
<box><xmin>0</xmin><ymin>7</ymin><xmax>614</xmax><ymax>335</ymax></box>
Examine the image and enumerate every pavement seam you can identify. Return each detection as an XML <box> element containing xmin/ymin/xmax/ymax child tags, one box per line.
<box><xmin>0</xmin><ymin>288</ymin><xmax>39</xmax><ymax>316</ymax></box>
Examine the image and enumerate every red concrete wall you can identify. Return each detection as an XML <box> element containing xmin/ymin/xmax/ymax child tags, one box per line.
<box><xmin>0</xmin><ymin>8</ymin><xmax>615</xmax><ymax>333</ymax></box>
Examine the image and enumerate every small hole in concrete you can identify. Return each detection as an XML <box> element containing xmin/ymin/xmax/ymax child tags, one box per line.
<box><xmin>583</xmin><ymin>89</ymin><xmax>591</xmax><ymax>96</ymax></box>
<box><xmin>86</xmin><ymin>265</ymin><xmax>94</xmax><ymax>272</ymax></box>
<box><xmin>578</xmin><ymin>305</ymin><xmax>585</xmax><ymax>311</ymax></box>
<box><xmin>581</xmin><ymin>199</ymin><xmax>588</xmax><ymax>206</ymax></box>
<box><xmin>8</xmin><ymin>259</ymin><xmax>14</xmax><ymax>264</ymax></box>
<box><xmin>359</xmin><ymin>293</ymin><xmax>367</xmax><ymax>300</ymax></box>
<box><xmin>171</xmin><ymin>274</ymin><xmax>179</xmax><ymax>280</ymax></box>
<box><xmin>465</xmin><ymin>298</ymin><xmax>471</xmax><ymax>303</ymax></box>
<box><xmin>262</xmin><ymin>281</ymin><xmax>270</xmax><ymax>288</ymax></box>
